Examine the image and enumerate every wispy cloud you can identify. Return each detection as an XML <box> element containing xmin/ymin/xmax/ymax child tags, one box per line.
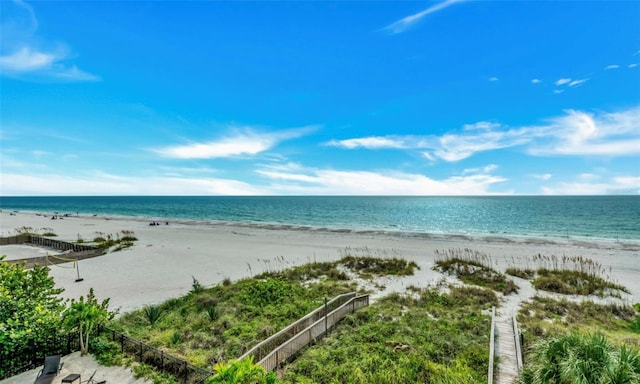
<box><xmin>531</xmin><ymin>79</ymin><xmax>541</xmax><ymax>84</ymax></box>
<box><xmin>532</xmin><ymin>173</ymin><xmax>552</xmax><ymax>181</ymax></box>
<box><xmin>326</xmin><ymin>136</ymin><xmax>408</xmax><ymax>150</ymax></box>
<box><xmin>0</xmin><ymin>1</ymin><xmax>98</xmax><ymax>81</ymax></box>
<box><xmin>488</xmin><ymin>77</ymin><xmax>499</xmax><ymax>82</ymax></box>
<box><xmin>630</xmin><ymin>63</ymin><xmax>638</xmax><ymax>68</ymax></box>
<box><xmin>328</xmin><ymin>105</ymin><xmax>640</xmax><ymax>161</ymax></box>
<box><xmin>541</xmin><ymin>175</ymin><xmax>640</xmax><ymax>195</ymax></box>
<box><xmin>256</xmin><ymin>164</ymin><xmax>506</xmax><ymax>195</ymax></box>
<box><xmin>155</xmin><ymin>126</ymin><xmax>316</xmax><ymax>159</ymax></box>
<box><xmin>527</xmin><ymin>107</ymin><xmax>640</xmax><ymax>156</ymax></box>
<box><xmin>0</xmin><ymin>172</ymin><xmax>261</xmax><ymax>196</ymax></box>
<box><xmin>381</xmin><ymin>0</ymin><xmax>464</xmax><ymax>34</ymax></box>
<box><xmin>568</xmin><ymin>78</ymin><xmax>589</xmax><ymax>87</ymax></box>
<box><xmin>605</xmin><ymin>64</ymin><xmax>620</xmax><ymax>70</ymax></box>
<box><xmin>555</xmin><ymin>78</ymin><xmax>572</xmax><ymax>86</ymax></box>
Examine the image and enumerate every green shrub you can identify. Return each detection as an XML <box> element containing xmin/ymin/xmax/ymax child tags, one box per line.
<box><xmin>144</xmin><ymin>305</ymin><xmax>163</xmax><ymax>326</ymax></box>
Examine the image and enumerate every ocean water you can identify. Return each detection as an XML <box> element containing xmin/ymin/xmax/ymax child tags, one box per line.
<box><xmin>0</xmin><ymin>196</ymin><xmax>638</xmax><ymax>241</ymax></box>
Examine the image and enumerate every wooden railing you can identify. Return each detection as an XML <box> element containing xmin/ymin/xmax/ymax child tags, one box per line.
<box><xmin>488</xmin><ymin>306</ymin><xmax>496</xmax><ymax>384</ymax></box>
<box><xmin>238</xmin><ymin>292</ymin><xmax>357</xmax><ymax>364</ymax></box>
<box><xmin>254</xmin><ymin>294</ymin><xmax>369</xmax><ymax>372</ymax></box>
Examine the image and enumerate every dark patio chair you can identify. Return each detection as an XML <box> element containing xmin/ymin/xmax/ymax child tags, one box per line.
<box><xmin>34</xmin><ymin>355</ymin><xmax>63</xmax><ymax>384</ymax></box>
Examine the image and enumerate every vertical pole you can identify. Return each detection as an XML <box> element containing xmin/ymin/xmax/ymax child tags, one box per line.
<box><xmin>75</xmin><ymin>258</ymin><xmax>84</xmax><ymax>282</ymax></box>
<box><xmin>324</xmin><ymin>297</ymin><xmax>328</xmax><ymax>334</ymax></box>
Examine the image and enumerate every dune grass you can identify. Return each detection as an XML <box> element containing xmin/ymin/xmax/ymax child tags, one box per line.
<box><xmin>517</xmin><ymin>296</ymin><xmax>640</xmax><ymax>350</ymax></box>
<box><xmin>434</xmin><ymin>248</ymin><xmax>518</xmax><ymax>295</ymax></box>
<box><xmin>280</xmin><ymin>285</ymin><xmax>497</xmax><ymax>384</ymax></box>
<box><xmin>102</xmin><ymin>253</ymin><xmax>416</xmax><ymax>368</ymax></box>
<box><xmin>507</xmin><ymin>254</ymin><xmax>629</xmax><ymax>297</ymax></box>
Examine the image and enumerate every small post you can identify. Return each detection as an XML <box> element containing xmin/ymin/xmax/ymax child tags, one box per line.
<box><xmin>324</xmin><ymin>297</ymin><xmax>328</xmax><ymax>334</ymax></box>
<box><xmin>75</xmin><ymin>259</ymin><xmax>84</xmax><ymax>282</ymax></box>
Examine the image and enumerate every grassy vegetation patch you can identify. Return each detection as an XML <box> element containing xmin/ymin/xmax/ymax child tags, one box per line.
<box><xmin>434</xmin><ymin>249</ymin><xmax>518</xmax><ymax>295</ymax></box>
<box><xmin>107</xmin><ymin>254</ymin><xmax>417</xmax><ymax>369</ymax></box>
<box><xmin>89</xmin><ymin>230</ymin><xmax>138</xmax><ymax>252</ymax></box>
<box><xmin>517</xmin><ymin>296</ymin><xmax>640</xmax><ymax>350</ymax></box>
<box><xmin>520</xmin><ymin>332</ymin><xmax>640</xmax><ymax>384</ymax></box>
<box><xmin>507</xmin><ymin>254</ymin><xmax>628</xmax><ymax>297</ymax></box>
<box><xmin>341</xmin><ymin>255</ymin><xmax>418</xmax><ymax>277</ymax></box>
<box><xmin>281</xmin><ymin>285</ymin><xmax>497</xmax><ymax>384</ymax></box>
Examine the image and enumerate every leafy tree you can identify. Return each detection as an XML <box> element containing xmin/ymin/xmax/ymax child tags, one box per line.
<box><xmin>520</xmin><ymin>332</ymin><xmax>640</xmax><ymax>384</ymax></box>
<box><xmin>0</xmin><ymin>256</ymin><xmax>65</xmax><ymax>376</ymax></box>
<box><xmin>63</xmin><ymin>288</ymin><xmax>114</xmax><ymax>355</ymax></box>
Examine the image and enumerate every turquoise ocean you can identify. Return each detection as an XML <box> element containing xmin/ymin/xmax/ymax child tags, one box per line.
<box><xmin>0</xmin><ymin>196</ymin><xmax>638</xmax><ymax>242</ymax></box>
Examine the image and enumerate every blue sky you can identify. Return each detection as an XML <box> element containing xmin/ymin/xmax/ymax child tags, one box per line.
<box><xmin>1</xmin><ymin>0</ymin><xmax>639</xmax><ymax>196</ymax></box>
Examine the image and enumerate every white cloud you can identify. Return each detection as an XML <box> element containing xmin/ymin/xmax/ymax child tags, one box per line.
<box><xmin>463</xmin><ymin>121</ymin><xmax>500</xmax><ymax>131</ymax></box>
<box><xmin>0</xmin><ymin>1</ymin><xmax>97</xmax><ymax>81</ymax></box>
<box><xmin>488</xmin><ymin>77</ymin><xmax>499</xmax><ymax>82</ymax></box>
<box><xmin>0</xmin><ymin>46</ymin><xmax>56</xmax><ymax>71</ymax></box>
<box><xmin>578</xmin><ymin>173</ymin><xmax>599</xmax><ymax>181</ymax></box>
<box><xmin>0</xmin><ymin>172</ymin><xmax>261</xmax><ymax>196</ymax></box>
<box><xmin>326</xmin><ymin>136</ymin><xmax>408</xmax><ymax>149</ymax></box>
<box><xmin>257</xmin><ymin>167</ymin><xmax>507</xmax><ymax>195</ymax></box>
<box><xmin>155</xmin><ymin>126</ymin><xmax>315</xmax><ymax>159</ymax></box>
<box><xmin>463</xmin><ymin>164</ymin><xmax>498</xmax><ymax>174</ymax></box>
<box><xmin>541</xmin><ymin>176</ymin><xmax>640</xmax><ymax>195</ymax></box>
<box><xmin>568</xmin><ymin>78</ymin><xmax>589</xmax><ymax>87</ymax></box>
<box><xmin>381</xmin><ymin>0</ymin><xmax>464</xmax><ymax>34</ymax></box>
<box><xmin>630</xmin><ymin>64</ymin><xmax>638</xmax><ymax>68</ymax></box>
<box><xmin>532</xmin><ymin>173</ymin><xmax>552</xmax><ymax>181</ymax></box>
<box><xmin>553</xmin><ymin>89</ymin><xmax>564</xmax><ymax>94</ymax></box>
<box><xmin>555</xmin><ymin>78</ymin><xmax>572</xmax><ymax>86</ymax></box>
<box><xmin>605</xmin><ymin>64</ymin><xmax>620</xmax><ymax>70</ymax></box>
<box><xmin>531</xmin><ymin>79</ymin><xmax>541</xmax><ymax>84</ymax></box>
<box><xmin>329</xmin><ymin>105</ymin><xmax>640</xmax><ymax>161</ymax></box>
<box><xmin>528</xmin><ymin>107</ymin><xmax>640</xmax><ymax>156</ymax></box>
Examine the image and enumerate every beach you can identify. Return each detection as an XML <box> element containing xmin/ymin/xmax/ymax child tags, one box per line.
<box><xmin>1</xmin><ymin>211</ymin><xmax>639</xmax><ymax>314</ymax></box>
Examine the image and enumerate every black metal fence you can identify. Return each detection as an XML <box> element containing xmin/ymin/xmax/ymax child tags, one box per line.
<box><xmin>96</xmin><ymin>325</ymin><xmax>212</xmax><ymax>384</ymax></box>
<box><xmin>0</xmin><ymin>332</ymin><xmax>80</xmax><ymax>379</ymax></box>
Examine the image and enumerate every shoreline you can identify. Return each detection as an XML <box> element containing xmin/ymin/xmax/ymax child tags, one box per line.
<box><xmin>1</xmin><ymin>211</ymin><xmax>639</xmax><ymax>314</ymax></box>
<box><xmin>3</xmin><ymin>209</ymin><xmax>639</xmax><ymax>251</ymax></box>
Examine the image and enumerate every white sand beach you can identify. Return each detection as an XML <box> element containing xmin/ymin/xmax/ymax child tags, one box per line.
<box><xmin>2</xmin><ymin>211</ymin><xmax>639</xmax><ymax>314</ymax></box>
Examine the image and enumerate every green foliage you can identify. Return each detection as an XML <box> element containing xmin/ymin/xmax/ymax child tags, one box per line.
<box><xmin>434</xmin><ymin>251</ymin><xmax>518</xmax><ymax>295</ymax></box>
<box><xmin>506</xmin><ymin>268</ymin><xmax>536</xmax><ymax>280</ymax></box>
<box><xmin>341</xmin><ymin>255</ymin><xmax>418</xmax><ymax>277</ymax></box>
<box><xmin>144</xmin><ymin>305</ymin><xmax>163</xmax><ymax>326</ymax></box>
<box><xmin>520</xmin><ymin>332</ymin><xmax>640</xmax><ymax>384</ymax></box>
<box><xmin>281</xmin><ymin>285</ymin><xmax>494</xmax><ymax>383</ymax></box>
<box><xmin>191</xmin><ymin>276</ymin><xmax>204</xmax><ymax>294</ymax></box>
<box><xmin>239</xmin><ymin>278</ymin><xmax>297</xmax><ymax>308</ymax></box>
<box><xmin>532</xmin><ymin>269</ymin><xmax>628</xmax><ymax>297</ymax></box>
<box><xmin>0</xmin><ymin>255</ymin><xmax>65</xmax><ymax>376</ymax></box>
<box><xmin>63</xmin><ymin>288</ymin><xmax>115</xmax><ymax>355</ymax></box>
<box><xmin>517</xmin><ymin>296</ymin><xmax>639</xmax><ymax>351</ymax></box>
<box><xmin>90</xmin><ymin>231</ymin><xmax>137</xmax><ymax>251</ymax></box>
<box><xmin>208</xmin><ymin>356</ymin><xmax>277</xmax><ymax>384</ymax></box>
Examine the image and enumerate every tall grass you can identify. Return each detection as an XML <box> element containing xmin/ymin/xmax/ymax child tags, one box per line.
<box><xmin>434</xmin><ymin>248</ymin><xmax>518</xmax><ymax>295</ymax></box>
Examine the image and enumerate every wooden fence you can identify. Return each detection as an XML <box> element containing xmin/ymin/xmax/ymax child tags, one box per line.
<box><xmin>1</xmin><ymin>235</ymin><xmax>104</xmax><ymax>268</ymax></box>
<box><xmin>251</xmin><ymin>294</ymin><xmax>370</xmax><ymax>372</ymax></box>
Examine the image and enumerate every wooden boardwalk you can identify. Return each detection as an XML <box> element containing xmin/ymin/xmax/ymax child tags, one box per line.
<box><xmin>494</xmin><ymin>316</ymin><xmax>521</xmax><ymax>384</ymax></box>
